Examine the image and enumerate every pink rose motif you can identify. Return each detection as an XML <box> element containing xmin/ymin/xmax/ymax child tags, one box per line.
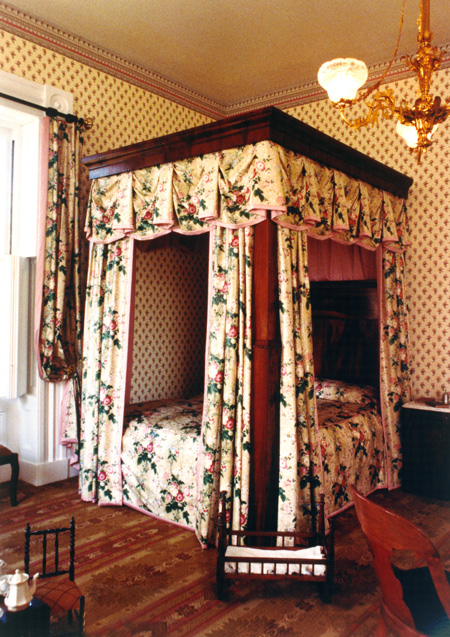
<box><xmin>115</xmin><ymin>247</ymin><xmax>122</xmax><ymax>257</ymax></box>
<box><xmin>256</xmin><ymin>161</ymin><xmax>266</xmax><ymax>171</ymax></box>
<box><xmin>215</xmin><ymin>371</ymin><xmax>224</xmax><ymax>383</ymax></box>
<box><xmin>188</xmin><ymin>203</ymin><xmax>196</xmax><ymax>215</ymax></box>
<box><xmin>98</xmin><ymin>471</ymin><xmax>107</xmax><ymax>482</ymax></box>
<box><xmin>102</xmin><ymin>216</ymin><xmax>110</xmax><ymax>224</ymax></box>
<box><xmin>231</xmin><ymin>236</ymin><xmax>240</xmax><ymax>247</ymax></box>
<box><xmin>240</xmin><ymin>513</ymin><xmax>246</xmax><ymax>525</ymax></box>
<box><xmin>176</xmin><ymin>492</ymin><xmax>184</xmax><ymax>502</ymax></box>
<box><xmin>143</xmin><ymin>210</ymin><xmax>153</xmax><ymax>220</ymax></box>
<box><xmin>235</xmin><ymin>194</ymin><xmax>245</xmax><ymax>205</ymax></box>
<box><xmin>146</xmin><ymin>443</ymin><xmax>153</xmax><ymax>453</ymax></box>
<box><xmin>225</xmin><ymin>418</ymin><xmax>234</xmax><ymax>430</ymax></box>
<box><xmin>209</xmin><ymin>463</ymin><xmax>215</xmax><ymax>473</ymax></box>
<box><xmin>109</xmin><ymin>321</ymin><xmax>117</xmax><ymax>331</ymax></box>
<box><xmin>228</xmin><ymin>326</ymin><xmax>238</xmax><ymax>338</ymax></box>
<box><xmin>102</xmin><ymin>395</ymin><xmax>112</xmax><ymax>406</ymax></box>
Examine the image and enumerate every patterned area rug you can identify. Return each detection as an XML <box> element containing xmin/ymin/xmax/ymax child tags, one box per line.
<box><xmin>1</xmin><ymin>479</ymin><xmax>449</xmax><ymax>636</ymax></box>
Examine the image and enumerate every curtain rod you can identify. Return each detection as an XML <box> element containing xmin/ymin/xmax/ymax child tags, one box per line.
<box><xmin>0</xmin><ymin>91</ymin><xmax>93</xmax><ymax>128</ymax></box>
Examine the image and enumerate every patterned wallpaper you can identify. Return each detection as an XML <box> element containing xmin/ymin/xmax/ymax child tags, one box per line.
<box><xmin>2</xmin><ymin>25</ymin><xmax>450</xmax><ymax>401</ymax></box>
<box><xmin>0</xmin><ymin>28</ymin><xmax>212</xmax><ymax>205</ymax></box>
<box><xmin>288</xmin><ymin>68</ymin><xmax>450</xmax><ymax>400</ymax></box>
<box><xmin>129</xmin><ymin>238</ymin><xmax>209</xmax><ymax>403</ymax></box>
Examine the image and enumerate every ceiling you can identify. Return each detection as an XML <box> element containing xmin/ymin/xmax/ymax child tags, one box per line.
<box><xmin>2</xmin><ymin>0</ymin><xmax>450</xmax><ymax>115</ymax></box>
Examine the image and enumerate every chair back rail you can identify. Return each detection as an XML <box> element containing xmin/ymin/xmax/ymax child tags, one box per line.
<box><xmin>24</xmin><ymin>516</ymin><xmax>75</xmax><ymax>580</ymax></box>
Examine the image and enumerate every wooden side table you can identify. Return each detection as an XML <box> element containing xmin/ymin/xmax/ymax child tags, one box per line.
<box><xmin>401</xmin><ymin>399</ymin><xmax>450</xmax><ymax>500</ymax></box>
<box><xmin>0</xmin><ymin>446</ymin><xmax>19</xmax><ymax>507</ymax></box>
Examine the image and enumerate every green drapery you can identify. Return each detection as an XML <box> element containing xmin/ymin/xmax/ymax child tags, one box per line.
<box><xmin>79</xmin><ymin>139</ymin><xmax>410</xmax><ymax>541</ymax></box>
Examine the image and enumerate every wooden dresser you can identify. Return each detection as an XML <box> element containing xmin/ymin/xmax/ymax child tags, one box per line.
<box><xmin>401</xmin><ymin>399</ymin><xmax>450</xmax><ymax>500</ymax></box>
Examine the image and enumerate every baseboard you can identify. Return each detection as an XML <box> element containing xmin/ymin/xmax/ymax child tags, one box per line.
<box><xmin>0</xmin><ymin>457</ymin><xmax>75</xmax><ymax>486</ymax></box>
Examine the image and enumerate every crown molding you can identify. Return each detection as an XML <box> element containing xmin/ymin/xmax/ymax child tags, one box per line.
<box><xmin>0</xmin><ymin>1</ymin><xmax>226</xmax><ymax>119</ymax></box>
<box><xmin>1</xmin><ymin>1</ymin><xmax>450</xmax><ymax>121</ymax></box>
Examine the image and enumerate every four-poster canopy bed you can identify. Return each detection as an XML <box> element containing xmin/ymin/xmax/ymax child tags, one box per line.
<box><xmin>79</xmin><ymin>106</ymin><xmax>413</xmax><ymax>550</ymax></box>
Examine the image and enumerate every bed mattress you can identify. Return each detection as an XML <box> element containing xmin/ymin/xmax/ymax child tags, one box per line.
<box><xmin>121</xmin><ymin>395</ymin><xmax>203</xmax><ymax>529</ymax></box>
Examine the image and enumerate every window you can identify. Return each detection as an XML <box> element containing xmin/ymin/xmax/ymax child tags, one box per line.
<box><xmin>0</xmin><ymin>105</ymin><xmax>40</xmax><ymax>398</ymax></box>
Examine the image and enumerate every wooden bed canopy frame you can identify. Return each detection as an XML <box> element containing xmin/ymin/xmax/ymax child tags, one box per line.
<box><xmin>83</xmin><ymin>106</ymin><xmax>413</xmax><ymax>533</ymax></box>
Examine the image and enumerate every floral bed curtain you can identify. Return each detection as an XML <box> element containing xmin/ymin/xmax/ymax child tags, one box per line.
<box><xmin>196</xmin><ymin>226</ymin><xmax>253</xmax><ymax>547</ymax></box>
<box><xmin>379</xmin><ymin>249</ymin><xmax>411</xmax><ymax>488</ymax></box>
<box><xmin>80</xmin><ymin>138</ymin><xmax>410</xmax><ymax>539</ymax></box>
<box><xmin>35</xmin><ymin>116</ymin><xmax>85</xmax><ymax>454</ymax></box>
<box><xmin>277</xmin><ymin>228</ymin><xmax>319</xmax><ymax>533</ymax></box>
<box><xmin>79</xmin><ymin>238</ymin><xmax>133</xmax><ymax>503</ymax></box>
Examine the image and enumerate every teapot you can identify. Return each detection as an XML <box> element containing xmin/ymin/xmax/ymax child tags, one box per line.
<box><xmin>4</xmin><ymin>569</ymin><xmax>39</xmax><ymax>612</ymax></box>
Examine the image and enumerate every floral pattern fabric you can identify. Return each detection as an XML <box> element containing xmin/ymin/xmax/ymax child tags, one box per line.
<box><xmin>379</xmin><ymin>249</ymin><xmax>411</xmax><ymax>488</ymax></box>
<box><xmin>84</xmin><ymin>141</ymin><xmax>409</xmax><ymax>252</ymax></box>
<box><xmin>314</xmin><ymin>378</ymin><xmax>378</xmax><ymax>407</ymax></box>
<box><xmin>277</xmin><ymin>227</ymin><xmax>320</xmax><ymax>534</ymax></box>
<box><xmin>79</xmin><ymin>238</ymin><xmax>133</xmax><ymax>505</ymax></box>
<box><xmin>122</xmin><ymin>396</ymin><xmax>202</xmax><ymax>527</ymax></box>
<box><xmin>196</xmin><ymin>226</ymin><xmax>253</xmax><ymax>547</ymax></box>
<box><xmin>317</xmin><ymin>399</ymin><xmax>385</xmax><ymax>512</ymax></box>
<box><xmin>36</xmin><ymin>117</ymin><xmax>84</xmax><ymax>382</ymax></box>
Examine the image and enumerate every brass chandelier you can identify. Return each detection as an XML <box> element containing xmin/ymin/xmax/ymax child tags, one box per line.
<box><xmin>317</xmin><ymin>0</ymin><xmax>449</xmax><ymax>163</ymax></box>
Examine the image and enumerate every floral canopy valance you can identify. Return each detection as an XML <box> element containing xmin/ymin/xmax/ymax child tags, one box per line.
<box><xmin>85</xmin><ymin>140</ymin><xmax>409</xmax><ymax>251</ymax></box>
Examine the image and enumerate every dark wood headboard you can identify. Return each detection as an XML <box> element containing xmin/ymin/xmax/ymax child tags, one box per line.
<box><xmin>310</xmin><ymin>280</ymin><xmax>379</xmax><ymax>389</ymax></box>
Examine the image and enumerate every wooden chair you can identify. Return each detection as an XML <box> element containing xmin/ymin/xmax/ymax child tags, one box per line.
<box><xmin>0</xmin><ymin>445</ymin><xmax>19</xmax><ymax>506</ymax></box>
<box><xmin>24</xmin><ymin>517</ymin><xmax>85</xmax><ymax>635</ymax></box>
<box><xmin>351</xmin><ymin>486</ymin><xmax>450</xmax><ymax>636</ymax></box>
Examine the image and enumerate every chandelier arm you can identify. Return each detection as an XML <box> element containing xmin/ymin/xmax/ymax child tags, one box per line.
<box><xmin>336</xmin><ymin>90</ymin><xmax>397</xmax><ymax>130</ymax></box>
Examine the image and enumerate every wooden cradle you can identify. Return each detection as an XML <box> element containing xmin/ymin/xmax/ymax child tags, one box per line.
<box><xmin>83</xmin><ymin>107</ymin><xmax>413</xmax><ymax>534</ymax></box>
<box><xmin>216</xmin><ymin>491</ymin><xmax>334</xmax><ymax>601</ymax></box>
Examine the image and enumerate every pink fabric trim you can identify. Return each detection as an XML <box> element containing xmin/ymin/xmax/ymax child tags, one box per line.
<box><xmin>124</xmin><ymin>241</ymin><xmax>136</xmax><ymax>407</ymax></box>
<box><xmin>132</xmin><ymin>229</ymin><xmax>172</xmax><ymax>241</ymax></box>
<box><xmin>213</xmin><ymin>217</ymin><xmax>265</xmax><ymax>229</ymax></box>
<box><xmin>272</xmin><ymin>218</ymin><xmax>318</xmax><ymax>232</ymax></box>
<box><xmin>59</xmin><ymin>379</ymin><xmax>78</xmax><ymax>465</ymax></box>
<box><xmin>114</xmin><ymin>238</ymin><xmax>136</xmax><ymax>507</ymax></box>
<box><xmin>34</xmin><ymin>117</ymin><xmax>50</xmax><ymax>380</ymax></box>
<box><xmin>195</xmin><ymin>229</ymin><xmax>215</xmax><ymax>545</ymax></box>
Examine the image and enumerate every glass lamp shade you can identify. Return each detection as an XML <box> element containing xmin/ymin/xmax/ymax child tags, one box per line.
<box><xmin>396</xmin><ymin>120</ymin><xmax>439</xmax><ymax>148</ymax></box>
<box><xmin>318</xmin><ymin>58</ymin><xmax>368</xmax><ymax>102</ymax></box>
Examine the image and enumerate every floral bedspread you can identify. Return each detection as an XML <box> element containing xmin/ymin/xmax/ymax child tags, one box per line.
<box><xmin>317</xmin><ymin>398</ymin><xmax>385</xmax><ymax>514</ymax></box>
<box><xmin>121</xmin><ymin>395</ymin><xmax>203</xmax><ymax>529</ymax></box>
